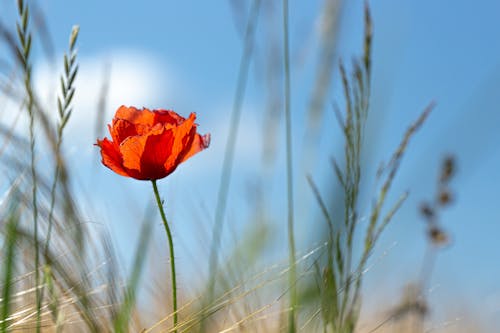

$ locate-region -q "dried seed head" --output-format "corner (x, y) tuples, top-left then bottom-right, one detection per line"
(428, 226), (448, 246)
(438, 189), (453, 206)
(440, 156), (455, 183)
(420, 203), (434, 220)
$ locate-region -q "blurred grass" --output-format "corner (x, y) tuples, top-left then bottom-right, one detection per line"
(281, 0), (297, 331)
(1, 201), (19, 332)
(202, 0), (261, 330)
(0, 1), (476, 332)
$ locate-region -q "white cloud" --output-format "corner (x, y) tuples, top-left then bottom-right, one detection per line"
(4, 49), (264, 181)
(32, 50), (170, 154)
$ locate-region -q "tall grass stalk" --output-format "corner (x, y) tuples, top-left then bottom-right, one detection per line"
(113, 219), (152, 332)
(0, 208), (19, 333)
(205, 0), (261, 321)
(415, 155), (456, 323)
(282, 0), (297, 331)
(44, 25), (79, 258)
(38, 25), (79, 331)
(14, 0), (41, 330)
(306, 6), (431, 331)
(152, 180), (178, 332)
(307, 0), (343, 129)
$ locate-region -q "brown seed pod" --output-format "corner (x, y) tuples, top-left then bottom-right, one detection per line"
(428, 226), (449, 246)
(440, 156), (455, 183)
(438, 189), (453, 206)
(420, 203), (435, 220)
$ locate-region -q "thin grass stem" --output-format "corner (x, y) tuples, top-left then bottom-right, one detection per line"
(15, 1), (41, 330)
(282, 0), (297, 331)
(45, 25), (79, 258)
(204, 0), (261, 325)
(1, 212), (18, 333)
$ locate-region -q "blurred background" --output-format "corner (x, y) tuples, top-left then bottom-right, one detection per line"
(1, 0), (499, 331)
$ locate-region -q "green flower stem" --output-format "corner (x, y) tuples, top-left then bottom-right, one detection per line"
(151, 180), (178, 332)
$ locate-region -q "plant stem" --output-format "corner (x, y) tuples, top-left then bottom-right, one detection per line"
(151, 180), (178, 332)
(283, 0), (297, 331)
(207, 0), (261, 296)
(15, 1), (40, 330)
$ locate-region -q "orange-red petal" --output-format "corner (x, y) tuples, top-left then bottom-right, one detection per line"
(113, 106), (183, 138)
(140, 129), (176, 179)
(119, 124), (174, 180)
(96, 138), (130, 178)
(154, 109), (185, 126)
(114, 105), (156, 127)
(108, 121), (134, 145)
(163, 113), (197, 173)
(181, 132), (211, 163)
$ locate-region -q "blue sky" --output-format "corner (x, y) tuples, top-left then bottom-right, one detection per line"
(2, 0), (500, 330)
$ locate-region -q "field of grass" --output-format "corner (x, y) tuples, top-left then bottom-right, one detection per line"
(0, 1), (496, 332)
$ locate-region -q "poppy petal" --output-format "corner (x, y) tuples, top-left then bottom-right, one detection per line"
(154, 109), (186, 126)
(164, 113), (197, 172)
(115, 105), (156, 127)
(120, 125), (173, 180)
(140, 129), (176, 179)
(181, 132), (211, 163)
(96, 138), (130, 177)
(109, 121), (134, 144)
(111, 117), (156, 143)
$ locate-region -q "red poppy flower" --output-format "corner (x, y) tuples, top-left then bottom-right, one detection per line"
(96, 105), (210, 180)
